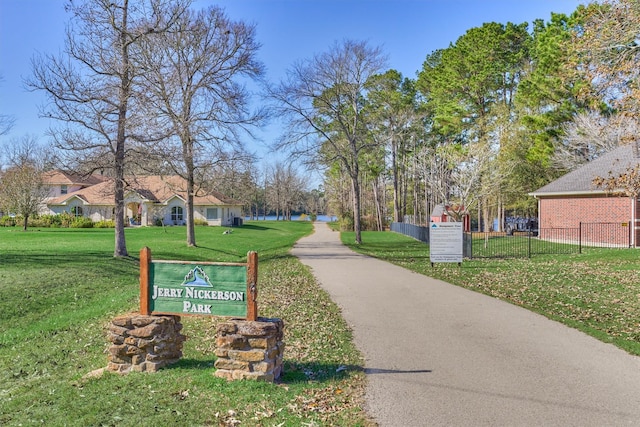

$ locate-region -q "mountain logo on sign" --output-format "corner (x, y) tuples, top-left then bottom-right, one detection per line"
(181, 266), (213, 287)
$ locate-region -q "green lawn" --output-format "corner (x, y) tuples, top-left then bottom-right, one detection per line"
(342, 230), (640, 356)
(6, 222), (637, 425)
(0, 222), (373, 426)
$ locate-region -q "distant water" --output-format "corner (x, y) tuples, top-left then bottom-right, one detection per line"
(245, 214), (336, 222)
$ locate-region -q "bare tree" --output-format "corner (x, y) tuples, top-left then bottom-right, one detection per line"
(555, 111), (638, 170)
(0, 75), (15, 136)
(0, 136), (52, 230)
(266, 162), (284, 220)
(270, 39), (388, 243)
(574, 0), (640, 116)
(27, 0), (188, 257)
(425, 141), (501, 229)
(264, 162), (306, 220)
(593, 162), (640, 199)
(0, 113), (14, 137)
(134, 5), (264, 246)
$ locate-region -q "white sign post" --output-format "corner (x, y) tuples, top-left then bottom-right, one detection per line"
(429, 222), (463, 266)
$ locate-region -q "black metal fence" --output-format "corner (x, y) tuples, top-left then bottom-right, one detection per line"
(391, 222), (632, 259)
(465, 230), (577, 258)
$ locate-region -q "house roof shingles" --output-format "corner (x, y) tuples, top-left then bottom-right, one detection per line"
(47, 175), (241, 206)
(530, 144), (640, 197)
(42, 170), (106, 187)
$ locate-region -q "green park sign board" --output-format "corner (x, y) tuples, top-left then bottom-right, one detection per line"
(151, 262), (247, 317)
(139, 247), (258, 320)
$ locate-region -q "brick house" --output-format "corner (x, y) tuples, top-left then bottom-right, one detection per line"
(529, 143), (640, 247)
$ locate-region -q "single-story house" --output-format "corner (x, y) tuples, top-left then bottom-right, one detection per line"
(42, 172), (243, 227)
(529, 143), (640, 247)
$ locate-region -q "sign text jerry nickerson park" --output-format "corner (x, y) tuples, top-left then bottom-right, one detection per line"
(139, 247), (258, 321)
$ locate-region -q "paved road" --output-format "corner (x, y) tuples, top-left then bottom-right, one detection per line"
(291, 222), (640, 426)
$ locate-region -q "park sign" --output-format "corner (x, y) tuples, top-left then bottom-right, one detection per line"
(429, 222), (463, 265)
(139, 247), (258, 321)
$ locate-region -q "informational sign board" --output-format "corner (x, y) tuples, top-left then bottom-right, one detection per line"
(139, 248), (258, 320)
(429, 222), (463, 265)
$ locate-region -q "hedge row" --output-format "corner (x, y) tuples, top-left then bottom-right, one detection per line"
(0, 214), (115, 228)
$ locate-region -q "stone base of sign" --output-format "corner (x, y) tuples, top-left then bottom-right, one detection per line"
(106, 313), (186, 374)
(214, 317), (284, 382)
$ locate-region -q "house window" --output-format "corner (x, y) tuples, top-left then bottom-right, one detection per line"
(71, 206), (83, 217)
(206, 208), (218, 220)
(171, 206), (183, 222)
(61, 185), (68, 195)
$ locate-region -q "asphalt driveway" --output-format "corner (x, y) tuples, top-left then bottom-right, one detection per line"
(291, 222), (640, 426)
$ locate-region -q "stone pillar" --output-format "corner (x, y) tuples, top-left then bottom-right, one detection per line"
(106, 313), (186, 373)
(214, 317), (284, 382)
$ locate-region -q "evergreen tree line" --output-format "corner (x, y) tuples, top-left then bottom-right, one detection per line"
(297, 1), (640, 236)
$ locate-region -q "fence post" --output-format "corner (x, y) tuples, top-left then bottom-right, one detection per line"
(579, 222), (582, 254)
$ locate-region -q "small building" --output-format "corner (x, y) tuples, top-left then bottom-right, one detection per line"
(430, 204), (448, 223)
(42, 173), (243, 227)
(529, 143), (640, 247)
(430, 204), (471, 231)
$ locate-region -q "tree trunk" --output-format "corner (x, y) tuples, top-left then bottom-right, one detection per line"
(186, 176), (196, 247)
(114, 174), (128, 257)
(352, 174), (362, 244)
(392, 138), (401, 223)
(113, 0), (130, 258)
(113, 132), (128, 257)
(373, 179), (383, 231)
(185, 140), (196, 247)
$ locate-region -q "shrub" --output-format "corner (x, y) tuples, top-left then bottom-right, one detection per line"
(339, 211), (354, 231)
(361, 214), (380, 231)
(70, 217), (94, 228)
(94, 219), (115, 228)
(36, 214), (63, 227)
(194, 219), (209, 226)
(0, 215), (17, 227)
(27, 216), (47, 228)
(59, 212), (74, 228)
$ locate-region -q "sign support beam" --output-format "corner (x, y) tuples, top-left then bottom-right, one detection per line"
(246, 251), (258, 321)
(140, 246), (151, 315)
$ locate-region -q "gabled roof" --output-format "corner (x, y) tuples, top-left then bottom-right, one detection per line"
(124, 176), (240, 205)
(47, 175), (241, 206)
(48, 180), (115, 205)
(42, 170), (106, 187)
(530, 143), (640, 197)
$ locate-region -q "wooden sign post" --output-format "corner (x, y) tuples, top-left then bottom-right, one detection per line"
(139, 247), (258, 321)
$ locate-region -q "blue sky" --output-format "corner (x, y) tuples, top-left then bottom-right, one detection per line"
(0, 0), (584, 165)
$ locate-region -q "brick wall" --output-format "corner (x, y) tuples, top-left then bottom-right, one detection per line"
(539, 195), (630, 228)
(538, 195), (638, 246)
